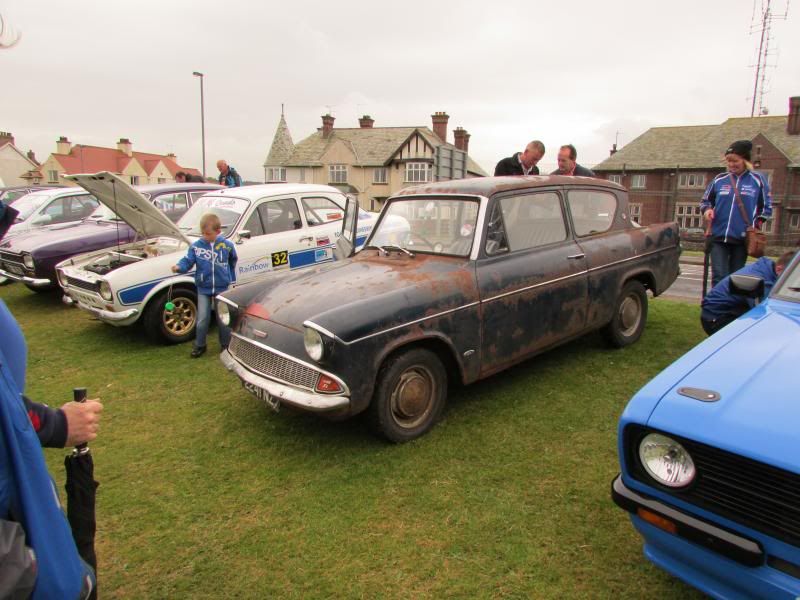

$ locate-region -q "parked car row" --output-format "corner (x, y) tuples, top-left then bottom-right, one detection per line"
(5, 168), (795, 597)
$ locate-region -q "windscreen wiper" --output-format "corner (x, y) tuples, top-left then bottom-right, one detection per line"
(382, 245), (415, 257)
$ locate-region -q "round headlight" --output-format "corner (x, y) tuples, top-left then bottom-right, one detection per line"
(99, 280), (113, 301)
(56, 269), (67, 288)
(638, 433), (696, 488)
(22, 253), (34, 269)
(303, 327), (324, 362)
(217, 300), (231, 327)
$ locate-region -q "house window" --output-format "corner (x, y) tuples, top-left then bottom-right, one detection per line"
(158, 177), (166, 184)
(329, 165), (347, 183)
(405, 162), (431, 183)
(299, 168), (306, 183)
(630, 174), (646, 189)
(629, 203), (642, 224)
(762, 218), (773, 234)
(678, 173), (706, 188)
(373, 168), (388, 184)
(790, 214), (800, 230)
(267, 167), (286, 182)
(675, 203), (703, 229)
(130, 175), (140, 185)
(608, 174), (622, 185)
(48, 170), (59, 183)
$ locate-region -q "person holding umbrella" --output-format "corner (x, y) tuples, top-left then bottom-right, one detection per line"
(0, 198), (100, 599)
(700, 140), (772, 287)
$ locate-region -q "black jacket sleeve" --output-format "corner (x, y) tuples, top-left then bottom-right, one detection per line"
(22, 396), (67, 448)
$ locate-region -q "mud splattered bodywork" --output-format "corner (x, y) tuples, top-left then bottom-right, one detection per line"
(219, 176), (680, 435)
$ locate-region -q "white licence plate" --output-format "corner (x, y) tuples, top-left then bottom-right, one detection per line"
(243, 381), (280, 412)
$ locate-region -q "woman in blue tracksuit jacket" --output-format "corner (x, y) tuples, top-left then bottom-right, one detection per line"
(700, 139), (772, 286)
(172, 213), (238, 357)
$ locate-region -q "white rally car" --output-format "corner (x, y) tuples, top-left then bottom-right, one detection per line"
(57, 172), (377, 343)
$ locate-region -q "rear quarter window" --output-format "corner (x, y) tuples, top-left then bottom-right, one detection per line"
(567, 190), (617, 236)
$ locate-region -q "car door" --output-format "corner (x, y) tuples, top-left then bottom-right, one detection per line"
(476, 189), (589, 375)
(298, 194), (346, 263)
(233, 197), (311, 284)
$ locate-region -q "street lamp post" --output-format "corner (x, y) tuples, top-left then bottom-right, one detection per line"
(192, 71), (206, 179)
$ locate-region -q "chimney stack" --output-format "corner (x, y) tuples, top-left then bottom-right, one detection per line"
(26, 150), (38, 165)
(431, 111), (449, 142)
(358, 115), (374, 128)
(166, 152), (178, 163)
(56, 136), (72, 155)
(453, 127), (471, 153)
(321, 114), (335, 138)
(788, 96), (800, 135)
(0, 131), (14, 147)
(117, 138), (133, 156)
(609, 143), (618, 156)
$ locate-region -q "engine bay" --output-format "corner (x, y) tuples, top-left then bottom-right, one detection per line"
(82, 240), (180, 275)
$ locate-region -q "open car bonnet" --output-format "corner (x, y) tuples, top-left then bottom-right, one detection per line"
(65, 172), (190, 244)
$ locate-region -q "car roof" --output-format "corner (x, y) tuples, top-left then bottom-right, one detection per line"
(203, 183), (345, 201)
(393, 175), (624, 198)
(17, 187), (90, 198)
(134, 183), (223, 193)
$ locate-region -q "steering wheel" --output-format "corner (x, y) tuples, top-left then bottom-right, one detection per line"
(405, 231), (435, 250)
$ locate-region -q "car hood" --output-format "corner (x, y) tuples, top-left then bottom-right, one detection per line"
(241, 250), (478, 342)
(646, 301), (800, 474)
(66, 172), (189, 244)
(0, 219), (131, 254)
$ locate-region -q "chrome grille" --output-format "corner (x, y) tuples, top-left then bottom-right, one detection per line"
(66, 276), (100, 294)
(0, 251), (23, 265)
(229, 335), (320, 391)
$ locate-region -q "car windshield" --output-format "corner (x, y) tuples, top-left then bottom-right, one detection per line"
(369, 197), (480, 257)
(774, 256), (800, 303)
(177, 195), (250, 237)
(9, 193), (50, 221)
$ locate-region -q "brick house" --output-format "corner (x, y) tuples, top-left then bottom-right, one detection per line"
(593, 96), (800, 246)
(263, 111), (487, 211)
(39, 137), (202, 187)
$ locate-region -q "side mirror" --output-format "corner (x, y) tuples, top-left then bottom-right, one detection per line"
(236, 230), (251, 244)
(729, 274), (765, 299)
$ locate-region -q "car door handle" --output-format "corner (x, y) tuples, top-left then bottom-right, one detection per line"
(567, 253), (585, 260)
(299, 236), (314, 243)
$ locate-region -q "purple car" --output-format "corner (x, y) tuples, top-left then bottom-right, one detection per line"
(0, 182), (222, 292)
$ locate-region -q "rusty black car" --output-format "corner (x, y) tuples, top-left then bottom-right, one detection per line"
(217, 176), (681, 442)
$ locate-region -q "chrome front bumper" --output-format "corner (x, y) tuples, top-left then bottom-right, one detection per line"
(220, 349), (350, 413)
(62, 294), (138, 322)
(0, 268), (51, 287)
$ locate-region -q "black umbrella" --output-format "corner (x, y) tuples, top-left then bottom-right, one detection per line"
(64, 387), (98, 600)
(702, 218), (713, 298)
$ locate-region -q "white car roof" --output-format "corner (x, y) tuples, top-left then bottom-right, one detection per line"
(25, 187), (92, 199)
(209, 183), (345, 201)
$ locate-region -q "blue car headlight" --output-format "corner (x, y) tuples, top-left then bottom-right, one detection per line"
(638, 433), (696, 488)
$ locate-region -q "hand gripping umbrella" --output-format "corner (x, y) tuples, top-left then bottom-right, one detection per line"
(64, 387), (98, 600)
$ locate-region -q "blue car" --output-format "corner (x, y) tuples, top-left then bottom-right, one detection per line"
(612, 254), (800, 599)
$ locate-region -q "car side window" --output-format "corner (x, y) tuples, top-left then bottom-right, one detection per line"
(257, 199), (302, 234)
(190, 191), (209, 203)
(301, 196), (344, 226)
(43, 197), (68, 222)
(567, 190), (617, 236)
(154, 192), (189, 213)
(242, 210), (265, 237)
(487, 192), (566, 254)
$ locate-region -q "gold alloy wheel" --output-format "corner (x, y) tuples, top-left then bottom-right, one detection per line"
(618, 293), (643, 337)
(389, 365), (437, 429)
(163, 297), (197, 335)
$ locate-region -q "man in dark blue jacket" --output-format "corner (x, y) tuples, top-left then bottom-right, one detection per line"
(700, 251), (795, 335)
(216, 160), (242, 187)
(0, 200), (99, 599)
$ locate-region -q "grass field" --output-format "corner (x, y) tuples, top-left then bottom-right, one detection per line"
(3, 283), (707, 599)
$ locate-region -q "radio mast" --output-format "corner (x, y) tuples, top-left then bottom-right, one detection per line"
(749, 0), (789, 117)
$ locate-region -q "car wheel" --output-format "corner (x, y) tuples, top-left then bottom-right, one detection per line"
(603, 280), (648, 348)
(143, 287), (197, 344)
(369, 348), (447, 443)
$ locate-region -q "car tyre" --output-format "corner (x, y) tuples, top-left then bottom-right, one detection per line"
(369, 348), (447, 443)
(603, 280), (648, 348)
(143, 287), (198, 344)
(24, 282), (57, 293)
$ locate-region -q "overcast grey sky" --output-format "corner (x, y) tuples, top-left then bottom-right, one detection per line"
(2, 0), (798, 179)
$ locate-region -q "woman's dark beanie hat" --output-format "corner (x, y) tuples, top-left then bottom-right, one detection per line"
(725, 140), (752, 161)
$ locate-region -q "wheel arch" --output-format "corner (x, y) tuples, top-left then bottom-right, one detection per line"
(139, 276), (196, 313)
(373, 332), (466, 389)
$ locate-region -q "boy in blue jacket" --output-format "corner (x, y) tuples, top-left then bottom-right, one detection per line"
(172, 213), (238, 357)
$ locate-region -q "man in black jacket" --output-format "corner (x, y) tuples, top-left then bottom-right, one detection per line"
(494, 140), (545, 176)
(551, 144), (595, 177)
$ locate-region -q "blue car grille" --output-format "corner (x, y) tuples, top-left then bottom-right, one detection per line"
(229, 334), (320, 391)
(66, 276), (100, 294)
(627, 426), (800, 549)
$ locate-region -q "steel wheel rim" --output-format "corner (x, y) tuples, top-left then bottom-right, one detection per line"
(163, 297), (197, 335)
(619, 294), (642, 337)
(389, 365), (437, 429)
